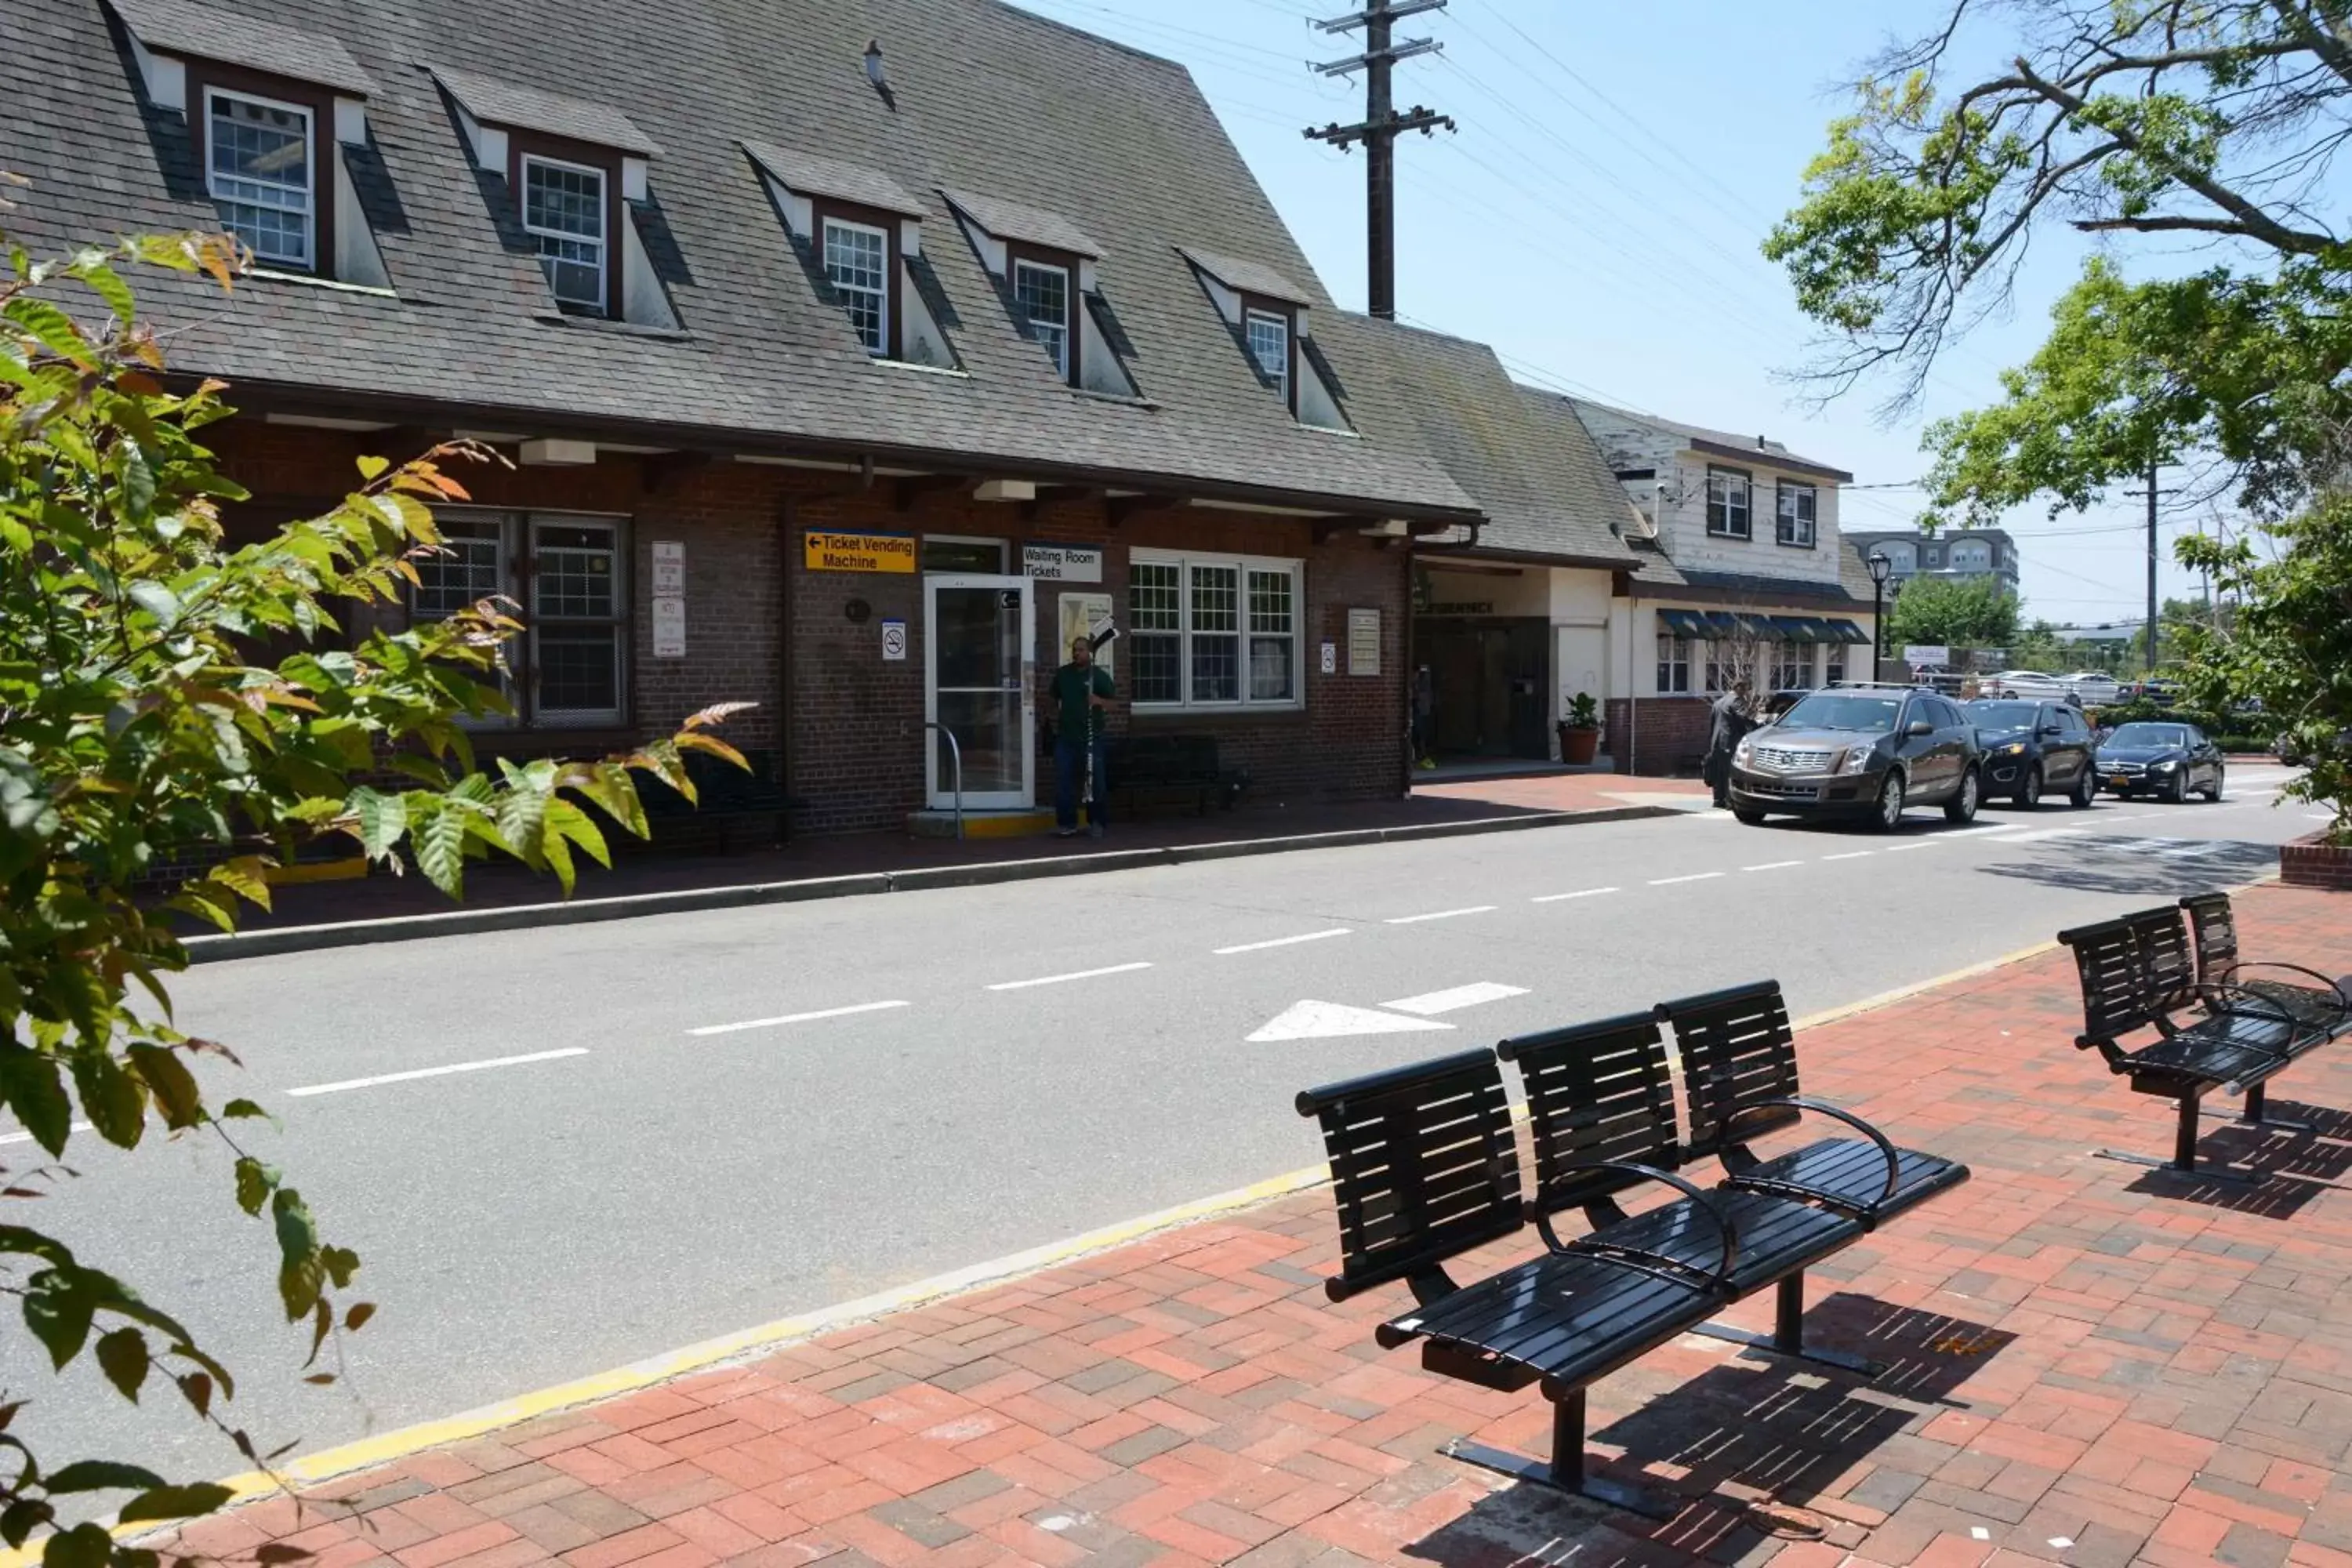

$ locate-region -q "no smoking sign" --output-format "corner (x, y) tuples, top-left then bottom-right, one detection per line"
(880, 619), (908, 662)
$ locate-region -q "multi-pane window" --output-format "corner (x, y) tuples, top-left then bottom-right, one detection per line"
(1775, 481), (1817, 547)
(1706, 467), (1751, 539)
(822, 217), (889, 354)
(522, 157), (606, 315)
(1705, 641), (1752, 694)
(1245, 309), (1290, 404)
(1012, 259), (1070, 379)
(1825, 644), (1847, 686)
(1769, 641), (1809, 690)
(1127, 553), (1303, 710)
(206, 89), (312, 268)
(411, 513), (628, 728)
(1657, 633), (1690, 694)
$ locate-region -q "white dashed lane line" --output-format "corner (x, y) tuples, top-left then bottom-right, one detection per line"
(1214, 928), (1352, 956)
(985, 962), (1154, 992)
(1530, 887), (1618, 903)
(286, 1048), (590, 1098)
(1742, 860), (1805, 872)
(1650, 872), (1725, 886)
(1384, 906), (1496, 924)
(0, 1120), (93, 1149)
(1819, 851), (1874, 862)
(688, 1000), (911, 1037)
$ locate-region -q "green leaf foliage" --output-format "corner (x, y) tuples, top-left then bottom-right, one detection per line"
(1884, 572), (2020, 651)
(1, 218), (750, 1565)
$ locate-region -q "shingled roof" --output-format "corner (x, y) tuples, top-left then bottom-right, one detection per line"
(1568, 399), (1856, 485)
(5, 0), (1477, 521)
(1320, 317), (1644, 567)
(105, 0), (374, 96)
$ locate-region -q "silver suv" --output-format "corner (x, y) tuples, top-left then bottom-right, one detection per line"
(1728, 686), (1985, 830)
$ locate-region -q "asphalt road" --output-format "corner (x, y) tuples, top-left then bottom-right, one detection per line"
(8, 769), (2317, 1487)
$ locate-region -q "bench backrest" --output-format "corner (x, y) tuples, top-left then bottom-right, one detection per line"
(2180, 892), (2239, 986)
(2056, 916), (2155, 1042)
(1294, 1049), (1524, 1302)
(1656, 980), (1802, 1155)
(2126, 906), (2200, 1014)
(1498, 1011), (1681, 1214)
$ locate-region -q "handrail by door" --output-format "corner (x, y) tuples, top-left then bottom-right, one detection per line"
(914, 720), (964, 840)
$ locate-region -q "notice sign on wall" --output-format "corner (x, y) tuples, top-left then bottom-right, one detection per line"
(1347, 608), (1381, 677)
(652, 539), (685, 594)
(1024, 544), (1103, 583)
(1320, 641), (1337, 675)
(880, 619), (908, 661)
(652, 595), (686, 659)
(1058, 592), (1114, 675)
(804, 530), (916, 573)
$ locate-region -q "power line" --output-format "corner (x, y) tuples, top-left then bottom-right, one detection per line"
(1303, 0), (1456, 319)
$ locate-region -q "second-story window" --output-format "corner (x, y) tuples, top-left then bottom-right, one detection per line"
(1776, 481), (1817, 547)
(206, 89), (314, 269)
(1246, 309), (1290, 405)
(1706, 467), (1751, 539)
(522, 156), (607, 316)
(1012, 257), (1072, 379)
(821, 216), (891, 354)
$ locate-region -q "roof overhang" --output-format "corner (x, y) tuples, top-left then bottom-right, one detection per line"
(1685, 436), (1853, 483)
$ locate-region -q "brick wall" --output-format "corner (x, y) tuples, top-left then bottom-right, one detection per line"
(2281, 834), (2352, 891)
(1604, 695), (1714, 776)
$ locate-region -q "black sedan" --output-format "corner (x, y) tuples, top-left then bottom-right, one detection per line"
(2094, 720), (2226, 802)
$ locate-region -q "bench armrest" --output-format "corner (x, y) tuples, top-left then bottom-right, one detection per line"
(2197, 981), (2308, 1036)
(2230, 961), (2352, 1008)
(1532, 1160), (1739, 1291)
(1724, 1096), (1901, 1205)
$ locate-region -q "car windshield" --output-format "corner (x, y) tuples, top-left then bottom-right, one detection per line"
(1779, 693), (1901, 732)
(1968, 701), (2040, 728)
(2108, 723), (2187, 748)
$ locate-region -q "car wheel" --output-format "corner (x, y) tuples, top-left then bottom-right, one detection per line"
(1871, 772), (1906, 831)
(1733, 809), (1766, 826)
(2201, 767), (2224, 802)
(1944, 766), (1982, 823)
(2165, 769), (2189, 804)
(2069, 768), (2095, 808)
(2018, 766), (2043, 809)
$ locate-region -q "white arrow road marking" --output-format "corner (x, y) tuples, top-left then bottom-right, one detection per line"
(1381, 982), (1529, 1016)
(1247, 1000), (1455, 1043)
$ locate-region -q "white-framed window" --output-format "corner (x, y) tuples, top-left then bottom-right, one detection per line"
(1656, 632), (1690, 694)
(1706, 467), (1751, 539)
(1012, 259), (1071, 379)
(1825, 644), (1847, 685)
(521, 155), (607, 315)
(1775, 481), (1817, 547)
(1127, 551), (1302, 710)
(822, 216), (890, 355)
(1245, 309), (1290, 405)
(1704, 641), (1752, 694)
(1950, 540), (1991, 570)
(1769, 641), (1809, 690)
(412, 511), (629, 728)
(205, 88), (313, 269)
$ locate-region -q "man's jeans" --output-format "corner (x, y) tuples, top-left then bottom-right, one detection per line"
(1054, 737), (1108, 830)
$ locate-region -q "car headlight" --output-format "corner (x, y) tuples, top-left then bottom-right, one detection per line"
(2151, 758), (2178, 771)
(1838, 746), (1873, 774)
(1998, 742), (2027, 756)
(1734, 737), (1754, 764)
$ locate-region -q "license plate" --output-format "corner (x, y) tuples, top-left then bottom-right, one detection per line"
(2107, 775), (2132, 789)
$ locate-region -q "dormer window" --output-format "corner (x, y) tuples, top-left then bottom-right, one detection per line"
(743, 143), (949, 365)
(1245, 308), (1290, 407)
(1178, 248), (1347, 431)
(819, 213), (891, 354)
(521, 155), (607, 316)
(205, 88), (314, 268)
(942, 190), (1134, 394)
(1011, 256), (1073, 379)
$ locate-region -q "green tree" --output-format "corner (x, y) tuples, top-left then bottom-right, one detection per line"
(2177, 501), (2352, 842)
(1886, 572), (2020, 648)
(2, 217), (745, 1565)
(1764, 0), (2352, 521)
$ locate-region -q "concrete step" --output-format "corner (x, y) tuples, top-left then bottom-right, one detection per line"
(906, 807), (1058, 840)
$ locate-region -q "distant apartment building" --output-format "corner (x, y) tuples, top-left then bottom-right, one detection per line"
(1844, 527), (2021, 594)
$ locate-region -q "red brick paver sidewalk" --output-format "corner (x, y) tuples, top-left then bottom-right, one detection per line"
(153, 884), (2352, 1568)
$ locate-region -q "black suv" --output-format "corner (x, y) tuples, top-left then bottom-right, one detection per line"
(1965, 698), (2097, 808)
(1728, 685), (1985, 830)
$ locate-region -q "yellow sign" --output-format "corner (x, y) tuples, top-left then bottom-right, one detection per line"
(804, 531), (916, 573)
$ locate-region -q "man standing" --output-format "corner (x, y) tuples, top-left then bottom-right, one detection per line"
(1051, 634), (1115, 837)
(1705, 677), (1754, 809)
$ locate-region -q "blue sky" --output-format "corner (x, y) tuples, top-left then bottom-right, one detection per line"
(1009, 0), (2218, 631)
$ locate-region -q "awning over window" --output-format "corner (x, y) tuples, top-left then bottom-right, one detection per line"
(1770, 615), (1831, 642)
(1733, 612), (1780, 640)
(1822, 618), (1871, 644)
(1703, 611), (1742, 638)
(1657, 608), (1709, 638)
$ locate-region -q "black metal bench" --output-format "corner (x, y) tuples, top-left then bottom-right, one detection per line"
(1105, 735), (1247, 817)
(1499, 1009), (1876, 1376)
(638, 746), (788, 851)
(2057, 912), (2317, 1179)
(1657, 981), (1970, 1232)
(2180, 891), (2352, 1036)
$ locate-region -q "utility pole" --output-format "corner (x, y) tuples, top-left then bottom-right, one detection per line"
(2125, 455), (2178, 674)
(1305, 0), (1454, 320)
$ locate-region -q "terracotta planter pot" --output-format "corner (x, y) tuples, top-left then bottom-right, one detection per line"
(1558, 724), (1601, 766)
(2281, 831), (2352, 891)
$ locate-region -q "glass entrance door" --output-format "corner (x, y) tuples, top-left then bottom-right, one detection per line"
(924, 575), (1034, 809)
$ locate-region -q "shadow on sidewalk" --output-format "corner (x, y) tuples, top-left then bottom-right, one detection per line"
(1973, 836), (2275, 896)
(1399, 1296), (2012, 1566)
(2116, 1103), (2352, 1215)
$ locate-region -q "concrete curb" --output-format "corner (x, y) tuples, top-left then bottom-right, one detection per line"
(183, 804), (1682, 963)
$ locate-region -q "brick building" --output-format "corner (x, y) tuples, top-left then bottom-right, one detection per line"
(5, 0), (1477, 837)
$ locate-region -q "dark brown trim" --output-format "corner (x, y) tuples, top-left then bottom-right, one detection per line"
(1413, 545), (1637, 574)
(1004, 242), (1080, 386)
(1239, 295), (1298, 414)
(506, 129), (624, 321)
(186, 60), (337, 279)
(1686, 436), (1853, 484)
(1772, 477), (1818, 550)
(811, 196), (905, 359)
(893, 474), (964, 512)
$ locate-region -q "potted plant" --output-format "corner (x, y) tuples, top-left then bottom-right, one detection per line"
(1557, 691), (1602, 766)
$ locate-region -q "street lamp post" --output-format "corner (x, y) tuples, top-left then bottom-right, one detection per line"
(1867, 551), (1893, 680)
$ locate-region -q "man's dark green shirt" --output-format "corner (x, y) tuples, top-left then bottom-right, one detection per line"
(1052, 663), (1113, 744)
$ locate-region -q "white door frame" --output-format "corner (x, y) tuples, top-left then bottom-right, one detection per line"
(924, 574), (1035, 810)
